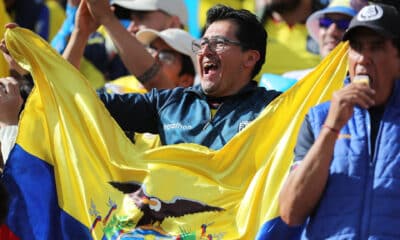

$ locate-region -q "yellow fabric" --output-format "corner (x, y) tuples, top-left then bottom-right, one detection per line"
(258, 20), (321, 77)
(6, 26), (348, 239)
(45, 0), (66, 41)
(80, 57), (107, 89)
(0, 0), (11, 77)
(105, 75), (147, 94)
(199, 0), (255, 30)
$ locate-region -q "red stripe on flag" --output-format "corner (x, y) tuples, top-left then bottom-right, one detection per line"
(0, 224), (20, 240)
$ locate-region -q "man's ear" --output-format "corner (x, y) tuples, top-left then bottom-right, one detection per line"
(178, 73), (194, 88)
(243, 50), (260, 68)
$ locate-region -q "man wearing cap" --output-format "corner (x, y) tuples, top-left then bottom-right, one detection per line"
(63, 0), (188, 86)
(279, 3), (400, 239)
(102, 28), (197, 94)
(63, 0), (189, 90)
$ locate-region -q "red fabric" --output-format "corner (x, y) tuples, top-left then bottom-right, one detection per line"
(0, 224), (19, 240)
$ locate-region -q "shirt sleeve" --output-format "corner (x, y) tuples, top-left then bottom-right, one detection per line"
(97, 91), (159, 134)
(0, 125), (18, 164)
(293, 114), (315, 164)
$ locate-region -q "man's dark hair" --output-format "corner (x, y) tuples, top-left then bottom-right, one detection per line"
(178, 54), (196, 78)
(204, 4), (267, 79)
(0, 181), (9, 225)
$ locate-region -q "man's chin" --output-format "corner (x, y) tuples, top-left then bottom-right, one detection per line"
(201, 82), (217, 95)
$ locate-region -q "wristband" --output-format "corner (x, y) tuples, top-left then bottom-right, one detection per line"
(323, 124), (340, 134)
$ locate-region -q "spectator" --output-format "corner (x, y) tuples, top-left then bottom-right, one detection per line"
(0, 77), (23, 164)
(84, 0), (188, 81)
(283, 0), (366, 80)
(4, 0), (51, 40)
(102, 28), (197, 94)
(257, 0), (324, 76)
(279, 4), (400, 239)
(62, 0), (189, 88)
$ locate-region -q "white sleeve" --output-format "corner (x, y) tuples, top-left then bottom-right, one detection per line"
(0, 125), (18, 164)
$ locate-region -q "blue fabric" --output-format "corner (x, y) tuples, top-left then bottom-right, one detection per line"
(2, 145), (91, 239)
(98, 81), (280, 150)
(256, 217), (304, 240)
(36, 4), (50, 40)
(259, 73), (297, 92)
(51, 3), (78, 53)
(303, 78), (400, 239)
(184, 0), (201, 38)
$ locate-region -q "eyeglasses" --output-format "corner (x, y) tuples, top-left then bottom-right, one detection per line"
(319, 17), (351, 31)
(146, 47), (178, 65)
(192, 37), (242, 55)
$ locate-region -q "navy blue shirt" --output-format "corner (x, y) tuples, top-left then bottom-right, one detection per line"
(99, 81), (280, 150)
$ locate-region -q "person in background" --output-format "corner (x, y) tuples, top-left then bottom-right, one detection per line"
(102, 28), (197, 94)
(63, 0), (190, 90)
(257, 0), (324, 76)
(279, 4), (400, 239)
(283, 0), (367, 80)
(4, 0), (64, 41)
(51, 0), (188, 88)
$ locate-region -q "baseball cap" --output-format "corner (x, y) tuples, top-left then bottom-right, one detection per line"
(111, 0), (188, 26)
(343, 4), (400, 41)
(136, 28), (198, 72)
(306, 0), (359, 41)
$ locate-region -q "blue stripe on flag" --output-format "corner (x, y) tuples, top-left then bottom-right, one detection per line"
(2, 144), (91, 239)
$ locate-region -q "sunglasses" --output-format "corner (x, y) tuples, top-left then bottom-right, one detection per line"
(319, 17), (351, 31)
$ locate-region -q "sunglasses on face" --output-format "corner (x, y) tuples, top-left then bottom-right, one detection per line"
(319, 17), (351, 31)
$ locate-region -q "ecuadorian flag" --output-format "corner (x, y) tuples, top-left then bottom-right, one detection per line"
(0, 27), (348, 239)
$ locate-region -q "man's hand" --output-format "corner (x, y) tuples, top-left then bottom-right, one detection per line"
(85, 0), (115, 25)
(0, 77), (24, 128)
(324, 83), (375, 130)
(74, 0), (100, 37)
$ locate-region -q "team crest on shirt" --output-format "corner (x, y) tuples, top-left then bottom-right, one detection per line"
(238, 121), (251, 132)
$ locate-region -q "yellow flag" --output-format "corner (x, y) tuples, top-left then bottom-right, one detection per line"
(2, 27), (347, 239)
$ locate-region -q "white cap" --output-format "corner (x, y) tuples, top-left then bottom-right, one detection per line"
(136, 28), (198, 73)
(111, 0), (188, 26)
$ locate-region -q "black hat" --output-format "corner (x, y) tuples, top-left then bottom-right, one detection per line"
(343, 4), (400, 41)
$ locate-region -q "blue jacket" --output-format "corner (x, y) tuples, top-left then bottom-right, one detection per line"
(304, 80), (400, 239)
(99, 81), (280, 150)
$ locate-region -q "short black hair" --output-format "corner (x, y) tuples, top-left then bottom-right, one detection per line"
(204, 4), (267, 79)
